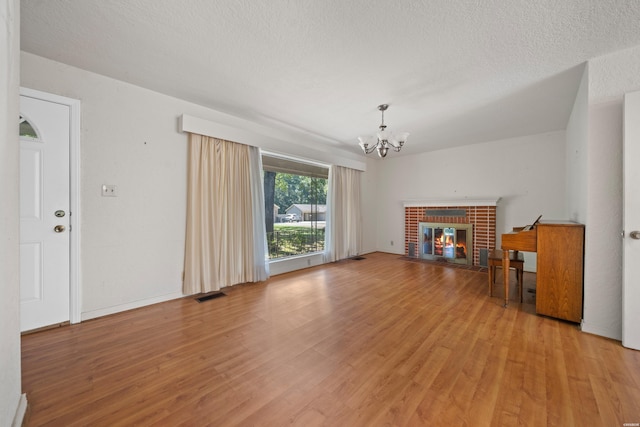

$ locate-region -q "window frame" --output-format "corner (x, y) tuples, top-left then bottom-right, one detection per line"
(262, 152), (329, 261)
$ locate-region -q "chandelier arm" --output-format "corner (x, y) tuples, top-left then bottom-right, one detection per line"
(386, 140), (402, 150)
(364, 143), (378, 154)
(359, 140), (379, 154)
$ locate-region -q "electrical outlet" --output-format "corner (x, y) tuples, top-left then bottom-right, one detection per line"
(391, 240), (394, 246)
(102, 184), (117, 197)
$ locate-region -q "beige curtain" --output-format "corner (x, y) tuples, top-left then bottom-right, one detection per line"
(183, 133), (268, 295)
(324, 165), (362, 262)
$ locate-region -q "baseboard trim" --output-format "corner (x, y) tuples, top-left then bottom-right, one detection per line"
(581, 322), (622, 341)
(81, 292), (184, 321)
(12, 393), (28, 427)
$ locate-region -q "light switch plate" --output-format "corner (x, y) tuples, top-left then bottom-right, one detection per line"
(102, 184), (117, 197)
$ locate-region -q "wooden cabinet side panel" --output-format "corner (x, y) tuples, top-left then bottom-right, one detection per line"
(536, 224), (585, 322)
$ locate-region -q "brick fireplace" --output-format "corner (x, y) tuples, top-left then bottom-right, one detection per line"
(404, 199), (499, 267)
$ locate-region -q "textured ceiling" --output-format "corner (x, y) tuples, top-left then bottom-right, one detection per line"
(20, 1), (640, 157)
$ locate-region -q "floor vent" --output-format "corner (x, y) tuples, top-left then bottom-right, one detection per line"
(195, 292), (226, 303)
(479, 248), (488, 267)
(351, 256), (366, 260)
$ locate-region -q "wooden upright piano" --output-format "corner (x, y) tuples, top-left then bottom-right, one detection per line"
(501, 220), (585, 323)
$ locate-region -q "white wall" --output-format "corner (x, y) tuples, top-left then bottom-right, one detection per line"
(20, 52), (368, 319)
(373, 131), (568, 271)
(360, 156), (380, 254)
(566, 64), (589, 223)
(22, 53), (189, 318)
(0, 1), (25, 425)
(580, 45), (640, 339)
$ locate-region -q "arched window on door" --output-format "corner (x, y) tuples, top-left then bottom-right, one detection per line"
(19, 115), (41, 141)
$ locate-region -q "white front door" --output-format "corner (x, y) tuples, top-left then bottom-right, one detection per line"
(20, 94), (71, 332)
(623, 90), (640, 350)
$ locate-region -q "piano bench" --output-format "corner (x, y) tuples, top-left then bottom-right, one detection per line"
(488, 249), (525, 303)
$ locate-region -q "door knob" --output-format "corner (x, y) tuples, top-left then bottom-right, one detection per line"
(54, 225), (65, 233)
(630, 231), (640, 240)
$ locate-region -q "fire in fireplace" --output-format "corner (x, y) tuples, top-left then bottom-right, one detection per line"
(420, 222), (473, 265)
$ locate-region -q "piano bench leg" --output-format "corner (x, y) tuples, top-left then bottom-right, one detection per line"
(518, 268), (524, 303)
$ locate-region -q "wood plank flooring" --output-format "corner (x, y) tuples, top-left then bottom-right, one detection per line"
(21, 252), (640, 426)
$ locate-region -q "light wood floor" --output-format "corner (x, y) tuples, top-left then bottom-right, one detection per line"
(22, 252), (640, 426)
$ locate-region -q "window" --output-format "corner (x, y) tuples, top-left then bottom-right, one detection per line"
(19, 115), (40, 140)
(262, 154), (328, 259)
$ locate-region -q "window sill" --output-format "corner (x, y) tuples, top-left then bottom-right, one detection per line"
(269, 252), (325, 276)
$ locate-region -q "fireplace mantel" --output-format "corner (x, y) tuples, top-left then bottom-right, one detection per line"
(403, 198), (500, 208)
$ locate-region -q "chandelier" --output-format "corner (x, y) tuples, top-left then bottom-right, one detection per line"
(358, 104), (409, 158)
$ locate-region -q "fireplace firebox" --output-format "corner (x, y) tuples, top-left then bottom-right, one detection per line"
(420, 222), (473, 265)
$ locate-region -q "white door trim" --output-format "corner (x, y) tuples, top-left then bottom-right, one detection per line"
(623, 90), (640, 350)
(20, 87), (81, 324)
